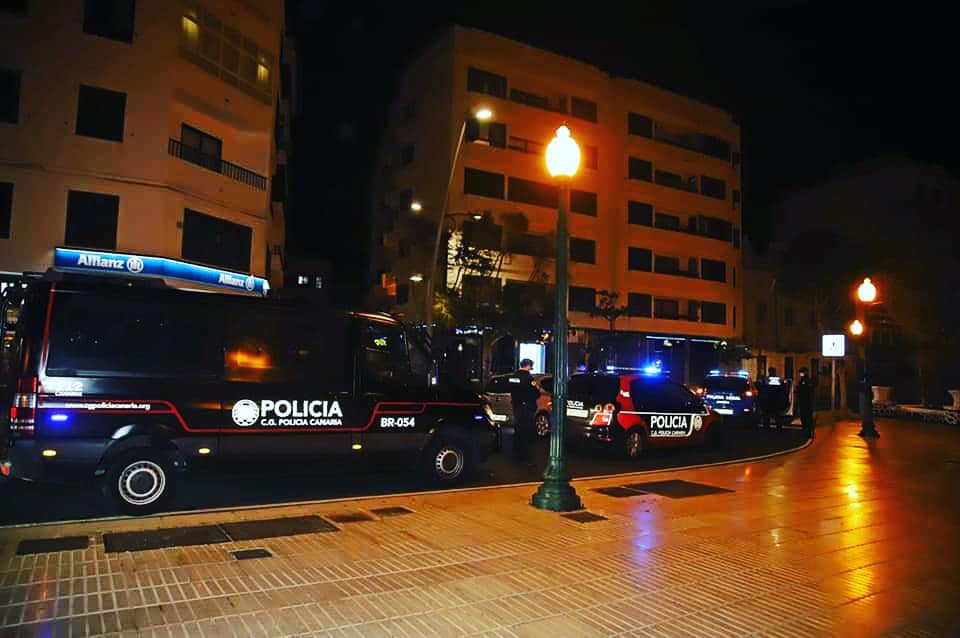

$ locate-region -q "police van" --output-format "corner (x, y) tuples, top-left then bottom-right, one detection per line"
(1, 274), (498, 514)
(564, 370), (722, 458)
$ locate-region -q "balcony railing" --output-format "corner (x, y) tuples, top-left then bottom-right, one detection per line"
(168, 139), (267, 191)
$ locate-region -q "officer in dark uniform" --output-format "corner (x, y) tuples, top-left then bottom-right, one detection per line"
(796, 367), (815, 438)
(509, 358), (539, 462)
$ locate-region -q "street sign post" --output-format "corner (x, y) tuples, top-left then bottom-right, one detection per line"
(822, 333), (846, 413)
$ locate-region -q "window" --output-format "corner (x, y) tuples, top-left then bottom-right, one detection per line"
(627, 247), (652, 272)
(2, 1), (28, 12)
(83, 0), (136, 43)
(654, 255), (680, 275)
(630, 378), (696, 413)
(314, 276), (323, 289)
(467, 67), (506, 99)
(224, 306), (349, 388)
(488, 122), (507, 149)
(628, 201), (653, 226)
(510, 88), (552, 110)
(701, 258), (726, 282)
(297, 275), (309, 286)
(687, 300), (700, 322)
(76, 84), (126, 142)
(181, 124), (222, 171)
(654, 298), (679, 320)
(697, 215), (733, 241)
(569, 238), (595, 264)
(569, 286), (595, 312)
(628, 112), (653, 137)
(654, 212), (681, 231)
(0, 68), (20, 123)
(181, 208), (252, 272)
(756, 303), (767, 324)
(628, 157), (652, 181)
(400, 144), (414, 167)
(357, 319), (409, 393)
(570, 96), (597, 122)
(47, 292), (220, 378)
(568, 374), (619, 404)
(700, 175), (726, 200)
(701, 301), (727, 325)
(733, 305), (737, 329)
(180, 6), (273, 103)
(508, 176), (556, 208)
(65, 190), (118, 250)
(627, 293), (651, 317)
(784, 306), (794, 327)
(464, 167), (505, 199)
(570, 189), (597, 216)
(0, 182), (11, 239)
(583, 145), (599, 170)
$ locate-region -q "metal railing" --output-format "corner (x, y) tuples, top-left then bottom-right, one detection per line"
(168, 139), (267, 191)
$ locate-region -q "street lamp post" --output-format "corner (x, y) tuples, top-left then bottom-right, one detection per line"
(424, 108), (492, 328)
(532, 125), (583, 512)
(853, 277), (880, 438)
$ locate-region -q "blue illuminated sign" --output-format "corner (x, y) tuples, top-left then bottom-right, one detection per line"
(54, 248), (269, 296)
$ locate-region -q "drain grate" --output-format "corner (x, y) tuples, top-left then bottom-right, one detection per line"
(594, 486), (646, 498)
(371, 506), (415, 517)
(222, 516), (338, 541)
(17, 536), (90, 555)
(624, 480), (734, 498)
(104, 525), (229, 553)
(562, 511), (608, 523)
(327, 511), (375, 523)
(231, 548), (272, 560)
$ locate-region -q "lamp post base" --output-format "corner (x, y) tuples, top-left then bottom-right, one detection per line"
(531, 461), (582, 512)
(857, 428), (880, 438)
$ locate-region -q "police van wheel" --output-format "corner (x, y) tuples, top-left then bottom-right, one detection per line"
(424, 438), (470, 484)
(535, 413), (551, 438)
(106, 451), (175, 515)
(624, 428), (645, 460)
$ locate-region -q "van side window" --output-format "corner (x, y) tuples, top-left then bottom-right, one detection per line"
(357, 320), (409, 393)
(225, 307), (349, 389)
(46, 292), (219, 377)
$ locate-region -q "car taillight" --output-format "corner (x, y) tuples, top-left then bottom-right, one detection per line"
(744, 390), (754, 398)
(590, 403), (615, 427)
(10, 376), (38, 437)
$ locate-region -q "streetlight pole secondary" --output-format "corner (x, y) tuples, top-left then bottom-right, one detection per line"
(424, 108), (492, 328)
(532, 124), (582, 512)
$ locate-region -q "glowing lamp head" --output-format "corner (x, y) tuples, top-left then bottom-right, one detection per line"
(474, 107), (493, 121)
(857, 277), (877, 303)
(409, 273), (424, 283)
(410, 200), (423, 212)
(545, 125), (580, 178)
(849, 319), (864, 336)
(472, 213), (483, 221)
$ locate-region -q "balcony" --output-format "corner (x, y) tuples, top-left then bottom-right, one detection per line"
(509, 88), (567, 114)
(654, 124), (731, 162)
(168, 139), (267, 191)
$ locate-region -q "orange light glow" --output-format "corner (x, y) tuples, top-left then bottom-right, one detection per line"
(856, 277), (877, 303)
(745, 466), (752, 477)
(849, 319), (864, 336)
(230, 350), (272, 369)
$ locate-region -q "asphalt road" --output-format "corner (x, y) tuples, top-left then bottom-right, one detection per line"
(0, 427), (807, 526)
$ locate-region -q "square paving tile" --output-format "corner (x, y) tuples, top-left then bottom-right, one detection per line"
(624, 479), (734, 498)
(326, 511), (375, 523)
(231, 548), (273, 560)
(562, 511), (608, 523)
(17, 536), (89, 555)
(370, 506), (415, 517)
(104, 525), (229, 553)
(593, 486), (646, 498)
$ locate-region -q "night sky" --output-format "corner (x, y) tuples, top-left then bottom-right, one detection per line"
(285, 1), (956, 301)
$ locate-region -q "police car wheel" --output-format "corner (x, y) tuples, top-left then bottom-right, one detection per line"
(106, 451), (175, 515)
(624, 428), (644, 460)
(535, 413), (551, 438)
(424, 439), (470, 484)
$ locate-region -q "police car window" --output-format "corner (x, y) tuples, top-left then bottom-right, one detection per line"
(47, 292), (220, 377)
(539, 376), (553, 393)
(485, 377), (512, 393)
(630, 379), (694, 412)
(224, 306), (349, 389)
(704, 377), (748, 392)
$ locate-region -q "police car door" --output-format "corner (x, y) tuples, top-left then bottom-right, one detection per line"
(353, 317), (431, 457)
(630, 378), (704, 443)
(221, 305), (353, 460)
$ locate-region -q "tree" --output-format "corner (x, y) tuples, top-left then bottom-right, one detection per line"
(590, 290), (628, 334)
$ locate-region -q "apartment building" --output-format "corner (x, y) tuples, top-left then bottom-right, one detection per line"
(372, 27), (742, 369)
(0, 0), (289, 294)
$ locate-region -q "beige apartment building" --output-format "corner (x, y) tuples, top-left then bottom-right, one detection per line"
(0, 0), (290, 293)
(372, 27), (743, 364)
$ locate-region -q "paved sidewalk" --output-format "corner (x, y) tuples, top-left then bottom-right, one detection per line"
(1, 419), (959, 637)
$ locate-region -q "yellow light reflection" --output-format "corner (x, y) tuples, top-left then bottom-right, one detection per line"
(230, 350), (272, 369)
(844, 484), (859, 501)
(182, 16), (199, 41)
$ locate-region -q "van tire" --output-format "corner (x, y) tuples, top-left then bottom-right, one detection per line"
(105, 450), (176, 515)
(423, 436), (471, 485)
(624, 427), (645, 460)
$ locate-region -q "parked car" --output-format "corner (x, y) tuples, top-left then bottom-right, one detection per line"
(565, 369), (722, 459)
(1, 272), (498, 514)
(483, 373), (553, 437)
(696, 369), (758, 426)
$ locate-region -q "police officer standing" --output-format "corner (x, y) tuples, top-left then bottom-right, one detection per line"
(509, 358), (539, 462)
(796, 367), (815, 438)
